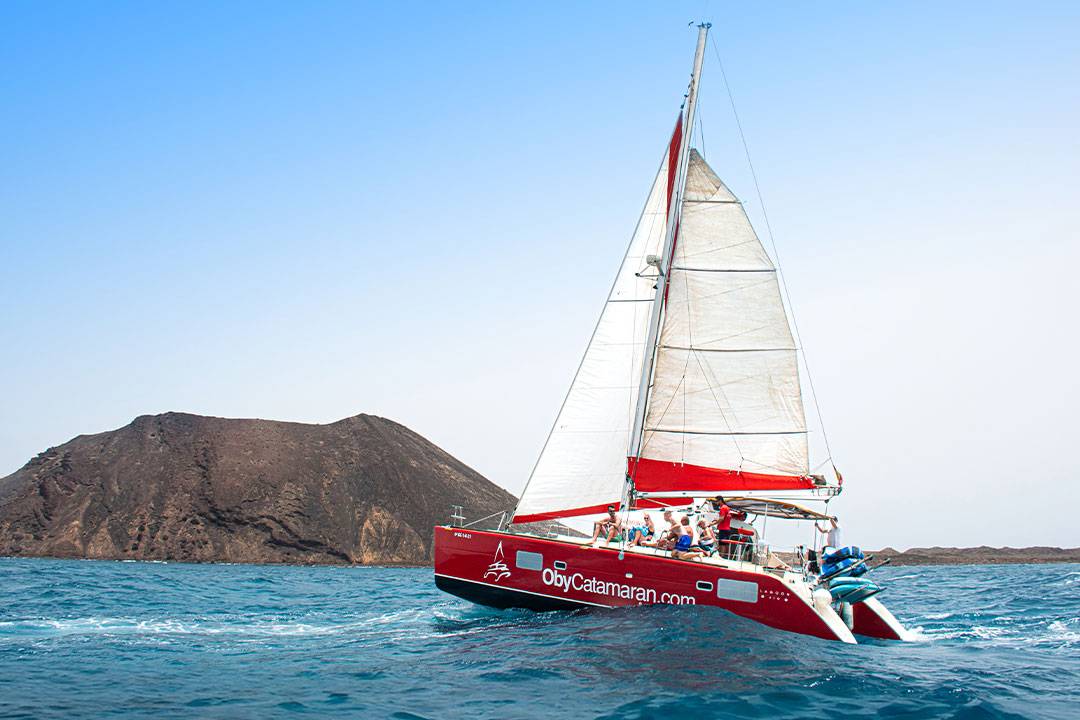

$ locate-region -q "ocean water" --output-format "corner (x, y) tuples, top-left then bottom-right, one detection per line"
(0, 559), (1076, 720)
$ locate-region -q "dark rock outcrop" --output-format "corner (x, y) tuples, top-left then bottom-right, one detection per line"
(0, 412), (515, 565)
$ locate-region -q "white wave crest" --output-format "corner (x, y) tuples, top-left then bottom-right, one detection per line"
(0, 611), (442, 640)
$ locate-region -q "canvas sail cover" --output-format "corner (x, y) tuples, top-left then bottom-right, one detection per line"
(632, 150), (814, 494)
(512, 129), (681, 524)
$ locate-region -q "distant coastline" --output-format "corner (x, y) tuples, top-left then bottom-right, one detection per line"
(2, 546), (1077, 569)
(868, 546), (1080, 566)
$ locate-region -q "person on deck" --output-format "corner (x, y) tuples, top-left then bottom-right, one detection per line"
(696, 519), (716, 555)
(672, 516), (706, 560)
(627, 513), (655, 547)
(652, 509), (681, 551)
(589, 505), (623, 547)
(713, 497), (733, 542)
(661, 509), (681, 536)
(662, 508), (676, 527)
(708, 497), (738, 558)
(817, 516), (842, 553)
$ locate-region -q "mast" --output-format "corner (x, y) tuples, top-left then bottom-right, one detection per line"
(626, 23), (710, 483)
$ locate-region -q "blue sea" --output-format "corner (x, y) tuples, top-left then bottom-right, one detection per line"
(0, 559), (1077, 719)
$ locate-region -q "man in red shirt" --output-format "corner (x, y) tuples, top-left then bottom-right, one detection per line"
(713, 496), (734, 543)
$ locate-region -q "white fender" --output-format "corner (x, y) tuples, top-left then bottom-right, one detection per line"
(811, 588), (857, 644)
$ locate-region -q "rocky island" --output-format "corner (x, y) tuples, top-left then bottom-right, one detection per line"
(0, 412), (514, 565)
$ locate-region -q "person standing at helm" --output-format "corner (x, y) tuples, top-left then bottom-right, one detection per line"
(817, 516), (842, 552)
(713, 496), (733, 543)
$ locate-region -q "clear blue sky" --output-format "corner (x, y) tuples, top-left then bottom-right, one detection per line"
(3, 1), (1078, 549)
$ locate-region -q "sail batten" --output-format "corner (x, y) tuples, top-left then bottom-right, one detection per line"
(669, 267), (776, 273)
(659, 346), (793, 353)
(644, 429), (808, 436)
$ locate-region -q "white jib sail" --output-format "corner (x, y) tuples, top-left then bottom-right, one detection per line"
(639, 150), (809, 479)
(513, 150), (673, 522)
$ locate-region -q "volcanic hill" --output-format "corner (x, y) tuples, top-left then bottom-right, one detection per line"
(0, 412), (514, 565)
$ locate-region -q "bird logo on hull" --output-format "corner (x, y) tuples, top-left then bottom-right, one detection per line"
(483, 542), (511, 582)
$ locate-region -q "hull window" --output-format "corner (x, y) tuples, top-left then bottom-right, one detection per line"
(696, 580), (714, 592)
(553, 561), (567, 571)
(716, 578), (759, 603)
(516, 550), (544, 571)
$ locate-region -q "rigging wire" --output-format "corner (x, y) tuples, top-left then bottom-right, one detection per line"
(696, 106), (707, 159)
(708, 36), (836, 470)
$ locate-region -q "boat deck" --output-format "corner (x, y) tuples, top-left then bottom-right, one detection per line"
(512, 530), (796, 581)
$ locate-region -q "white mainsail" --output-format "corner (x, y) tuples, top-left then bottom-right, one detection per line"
(512, 142), (675, 523)
(633, 150), (811, 494)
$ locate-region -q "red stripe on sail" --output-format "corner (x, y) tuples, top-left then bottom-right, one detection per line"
(661, 113), (684, 303)
(666, 114), (683, 214)
(629, 457), (815, 493)
(513, 502), (623, 524)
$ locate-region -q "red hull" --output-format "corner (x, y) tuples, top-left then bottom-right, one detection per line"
(850, 596), (913, 641)
(434, 526), (852, 642)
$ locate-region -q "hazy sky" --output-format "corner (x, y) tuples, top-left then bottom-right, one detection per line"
(3, 2), (1078, 550)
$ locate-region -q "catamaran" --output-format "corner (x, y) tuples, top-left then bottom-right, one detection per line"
(433, 23), (912, 644)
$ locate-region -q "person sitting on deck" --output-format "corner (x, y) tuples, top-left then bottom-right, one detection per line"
(662, 508), (677, 528)
(671, 517), (706, 560)
(589, 505), (623, 547)
(661, 508), (679, 531)
(696, 519), (716, 555)
(627, 513), (655, 546)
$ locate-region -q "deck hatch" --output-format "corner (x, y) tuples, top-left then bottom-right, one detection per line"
(716, 578), (758, 603)
(515, 550), (543, 571)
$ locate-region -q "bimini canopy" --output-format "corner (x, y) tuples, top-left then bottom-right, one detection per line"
(724, 497), (833, 521)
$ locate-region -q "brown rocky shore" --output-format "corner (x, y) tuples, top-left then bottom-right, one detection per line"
(868, 546), (1080, 566)
(0, 412), (514, 565)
